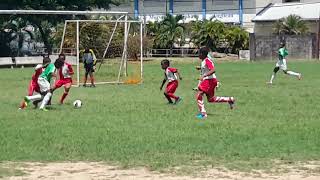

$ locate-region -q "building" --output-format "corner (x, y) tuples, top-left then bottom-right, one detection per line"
(110, 0), (319, 32)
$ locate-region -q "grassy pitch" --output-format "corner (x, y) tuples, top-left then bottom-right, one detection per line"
(1, 58), (320, 171)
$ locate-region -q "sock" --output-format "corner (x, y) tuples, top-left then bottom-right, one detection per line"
(164, 93), (173, 103)
(287, 71), (300, 77)
(90, 77), (95, 85)
(208, 96), (232, 103)
(270, 73), (275, 83)
(26, 94), (42, 101)
(196, 93), (206, 114)
(20, 101), (26, 109)
(167, 93), (179, 100)
(60, 92), (68, 104)
(39, 92), (52, 109)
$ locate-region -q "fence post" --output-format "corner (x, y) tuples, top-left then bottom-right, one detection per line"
(249, 33), (256, 61)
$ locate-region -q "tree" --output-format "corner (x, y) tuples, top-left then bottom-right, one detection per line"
(2, 0), (121, 54)
(190, 19), (226, 51)
(225, 26), (249, 54)
(273, 14), (308, 35)
(148, 14), (184, 56)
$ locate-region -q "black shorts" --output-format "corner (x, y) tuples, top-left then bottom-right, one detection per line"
(84, 63), (94, 73)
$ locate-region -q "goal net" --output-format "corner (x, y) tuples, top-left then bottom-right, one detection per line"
(59, 18), (143, 86)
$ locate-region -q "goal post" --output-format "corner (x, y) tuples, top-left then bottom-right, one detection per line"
(59, 18), (144, 87)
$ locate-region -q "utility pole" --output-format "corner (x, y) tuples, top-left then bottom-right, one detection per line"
(317, 10), (320, 60)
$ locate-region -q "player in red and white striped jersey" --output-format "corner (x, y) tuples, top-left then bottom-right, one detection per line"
(195, 47), (235, 119)
(160, 59), (182, 105)
(51, 53), (74, 104)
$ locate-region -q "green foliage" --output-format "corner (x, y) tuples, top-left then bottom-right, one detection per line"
(1, 0), (120, 54)
(147, 14), (185, 54)
(225, 26), (249, 54)
(190, 19), (249, 53)
(273, 14), (309, 35)
(1, 59), (320, 172)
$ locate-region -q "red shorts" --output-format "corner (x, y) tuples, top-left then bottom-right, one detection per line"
(55, 78), (72, 88)
(166, 80), (178, 94)
(28, 80), (40, 96)
(198, 78), (217, 97)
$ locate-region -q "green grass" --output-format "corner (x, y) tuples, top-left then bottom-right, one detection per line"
(1, 58), (320, 173)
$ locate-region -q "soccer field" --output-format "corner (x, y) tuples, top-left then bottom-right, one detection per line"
(1, 58), (320, 172)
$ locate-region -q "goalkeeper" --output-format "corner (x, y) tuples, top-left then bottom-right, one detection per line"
(81, 48), (97, 87)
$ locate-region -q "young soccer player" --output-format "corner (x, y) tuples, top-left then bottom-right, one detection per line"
(18, 64), (43, 109)
(267, 42), (302, 84)
(51, 53), (74, 104)
(195, 47), (235, 119)
(81, 48), (97, 87)
(160, 59), (182, 105)
(24, 57), (64, 111)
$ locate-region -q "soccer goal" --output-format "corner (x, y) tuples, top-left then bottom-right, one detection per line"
(59, 17), (144, 86)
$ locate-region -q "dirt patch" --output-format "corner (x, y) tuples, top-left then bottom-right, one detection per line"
(1, 162), (320, 180)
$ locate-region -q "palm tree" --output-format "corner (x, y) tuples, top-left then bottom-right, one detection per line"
(273, 14), (308, 35)
(225, 26), (249, 54)
(154, 14), (184, 56)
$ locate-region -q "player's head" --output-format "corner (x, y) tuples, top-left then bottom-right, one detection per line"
(54, 59), (64, 69)
(42, 57), (51, 67)
(85, 48), (90, 53)
(280, 42), (286, 48)
(199, 46), (209, 60)
(161, 59), (170, 69)
(58, 53), (66, 62)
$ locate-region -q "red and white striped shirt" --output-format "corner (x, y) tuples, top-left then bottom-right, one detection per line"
(165, 67), (178, 82)
(59, 62), (74, 79)
(201, 57), (216, 80)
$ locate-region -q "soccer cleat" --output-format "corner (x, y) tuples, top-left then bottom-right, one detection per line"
(40, 108), (49, 112)
(174, 97), (182, 105)
(298, 73), (302, 80)
(24, 97), (30, 107)
(83, 84), (87, 87)
(228, 97), (235, 110)
(196, 113), (207, 119)
(193, 87), (198, 91)
(266, 81), (273, 85)
(90, 84), (96, 88)
(167, 102), (174, 105)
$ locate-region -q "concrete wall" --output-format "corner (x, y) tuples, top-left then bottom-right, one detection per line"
(254, 21), (318, 35)
(250, 34), (317, 60)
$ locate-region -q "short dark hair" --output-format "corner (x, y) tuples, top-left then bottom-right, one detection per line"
(54, 59), (64, 68)
(199, 46), (209, 57)
(43, 57), (51, 65)
(59, 53), (66, 58)
(161, 59), (170, 66)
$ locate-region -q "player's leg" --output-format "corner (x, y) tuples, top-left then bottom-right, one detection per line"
(37, 78), (52, 111)
(196, 90), (207, 119)
(281, 60), (302, 80)
(164, 82), (174, 104)
(83, 64), (89, 87)
(165, 81), (181, 104)
(89, 64), (95, 87)
(60, 82), (71, 104)
(268, 63), (280, 84)
(19, 81), (34, 109)
(206, 80), (235, 109)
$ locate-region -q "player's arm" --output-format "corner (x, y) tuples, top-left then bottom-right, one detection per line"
(176, 71), (182, 80)
(160, 73), (167, 91)
(68, 64), (74, 75)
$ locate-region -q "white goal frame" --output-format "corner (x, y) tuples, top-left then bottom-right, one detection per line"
(59, 18), (144, 87)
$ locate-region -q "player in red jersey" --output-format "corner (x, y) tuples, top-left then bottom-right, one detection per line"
(160, 59), (182, 105)
(195, 47), (235, 119)
(51, 53), (74, 104)
(19, 64), (43, 109)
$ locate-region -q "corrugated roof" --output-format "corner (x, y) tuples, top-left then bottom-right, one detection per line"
(252, 2), (320, 22)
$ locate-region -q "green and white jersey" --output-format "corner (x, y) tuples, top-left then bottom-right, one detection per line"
(40, 63), (56, 82)
(278, 47), (288, 60)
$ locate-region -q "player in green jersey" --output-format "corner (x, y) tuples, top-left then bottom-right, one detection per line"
(268, 42), (302, 84)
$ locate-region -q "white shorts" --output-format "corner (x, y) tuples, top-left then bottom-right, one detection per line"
(37, 77), (50, 93)
(275, 59), (287, 70)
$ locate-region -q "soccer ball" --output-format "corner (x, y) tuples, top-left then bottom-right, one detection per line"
(73, 100), (82, 108)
